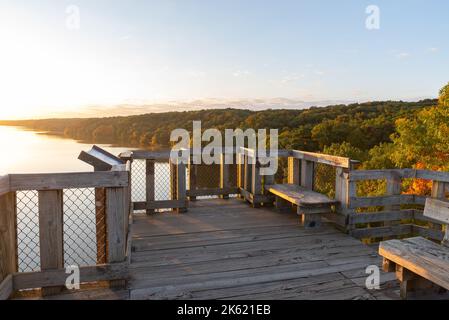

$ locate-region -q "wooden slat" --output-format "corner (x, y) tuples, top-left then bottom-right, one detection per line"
(9, 171), (128, 191)
(13, 263), (128, 290)
(38, 190), (64, 295)
(349, 194), (426, 208)
(0, 175), (10, 196)
(38, 190), (64, 270)
(351, 224), (413, 239)
(0, 275), (13, 300)
(416, 170), (449, 183)
(267, 184), (338, 207)
(300, 160), (314, 189)
(423, 198), (449, 224)
(187, 187), (239, 197)
(349, 210), (414, 224)
(106, 188), (127, 263)
(412, 225), (444, 242)
(133, 200), (188, 210)
(291, 150), (351, 168)
(349, 169), (416, 181)
(0, 192), (17, 282)
(379, 237), (449, 290)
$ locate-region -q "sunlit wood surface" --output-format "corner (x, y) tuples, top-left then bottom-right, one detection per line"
(25, 198), (400, 300)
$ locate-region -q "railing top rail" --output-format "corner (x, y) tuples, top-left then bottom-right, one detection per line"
(349, 169), (449, 183)
(2, 171), (128, 192)
(291, 150), (352, 169)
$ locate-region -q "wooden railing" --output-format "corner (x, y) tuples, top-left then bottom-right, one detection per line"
(120, 149), (240, 213)
(346, 169), (449, 242)
(0, 170), (130, 299)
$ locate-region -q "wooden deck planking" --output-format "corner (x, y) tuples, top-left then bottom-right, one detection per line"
(30, 198), (399, 300)
(128, 199), (398, 300)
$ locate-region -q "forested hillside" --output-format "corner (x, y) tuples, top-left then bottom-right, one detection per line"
(2, 82), (449, 185)
(0, 99), (435, 153)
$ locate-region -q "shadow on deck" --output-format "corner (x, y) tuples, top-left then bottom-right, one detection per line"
(28, 198), (399, 300)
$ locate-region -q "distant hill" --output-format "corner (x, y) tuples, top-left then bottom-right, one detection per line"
(0, 99), (437, 152)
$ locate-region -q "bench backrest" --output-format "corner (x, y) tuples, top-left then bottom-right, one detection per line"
(424, 198), (449, 224)
(424, 198), (449, 246)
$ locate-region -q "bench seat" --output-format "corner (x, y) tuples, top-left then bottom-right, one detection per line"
(267, 184), (339, 228)
(379, 236), (449, 298)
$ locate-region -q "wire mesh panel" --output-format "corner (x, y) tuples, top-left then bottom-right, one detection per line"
(313, 163), (337, 199)
(154, 161), (172, 201)
(131, 159), (146, 202)
(196, 164), (220, 189)
(16, 190), (40, 272)
(63, 188), (97, 267)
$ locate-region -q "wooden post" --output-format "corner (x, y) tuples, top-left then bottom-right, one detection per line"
(176, 161), (187, 213)
(0, 192), (17, 287)
(288, 157), (300, 185)
(38, 190), (64, 296)
(145, 159), (155, 215)
(106, 187), (127, 263)
(300, 160), (314, 190)
(220, 153), (230, 199)
(251, 158), (262, 208)
(237, 153), (244, 198)
(243, 155), (250, 193)
(188, 156), (197, 201)
(170, 159), (177, 204)
(106, 187), (127, 288)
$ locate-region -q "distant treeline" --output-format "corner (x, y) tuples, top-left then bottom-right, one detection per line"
(0, 100), (436, 156)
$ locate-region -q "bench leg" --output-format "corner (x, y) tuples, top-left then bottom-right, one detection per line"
(396, 265), (446, 299)
(298, 206), (325, 228)
(275, 196), (291, 213)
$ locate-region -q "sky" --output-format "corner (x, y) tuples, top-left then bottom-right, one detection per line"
(0, 0), (448, 119)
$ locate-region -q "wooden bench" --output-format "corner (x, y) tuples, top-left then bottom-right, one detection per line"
(267, 184), (338, 228)
(379, 198), (449, 299)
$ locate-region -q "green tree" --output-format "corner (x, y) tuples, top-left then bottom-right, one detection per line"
(439, 82), (449, 107)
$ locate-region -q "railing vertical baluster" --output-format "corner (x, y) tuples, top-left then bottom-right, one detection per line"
(188, 156), (197, 201)
(176, 161), (187, 213)
(38, 189), (64, 296)
(243, 155), (250, 193)
(251, 157), (262, 208)
(237, 153), (244, 198)
(220, 152), (230, 199)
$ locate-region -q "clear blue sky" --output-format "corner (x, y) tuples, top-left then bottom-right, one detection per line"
(0, 0), (448, 118)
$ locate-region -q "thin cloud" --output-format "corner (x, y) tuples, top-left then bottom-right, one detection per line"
(396, 52), (410, 59)
(232, 70), (250, 77)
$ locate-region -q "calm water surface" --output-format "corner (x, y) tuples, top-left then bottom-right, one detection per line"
(0, 126), (131, 174)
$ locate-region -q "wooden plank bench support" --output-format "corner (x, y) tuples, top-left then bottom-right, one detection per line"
(379, 197), (449, 299)
(267, 184), (339, 228)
